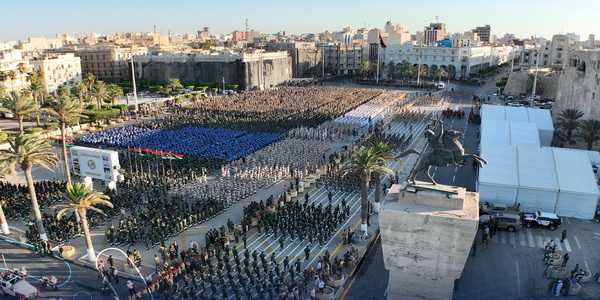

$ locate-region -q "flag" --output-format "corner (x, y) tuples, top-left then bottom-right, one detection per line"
(378, 32), (388, 48)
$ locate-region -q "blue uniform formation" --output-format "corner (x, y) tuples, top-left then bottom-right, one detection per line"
(78, 125), (283, 161)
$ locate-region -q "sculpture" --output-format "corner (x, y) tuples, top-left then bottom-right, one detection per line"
(397, 119), (486, 184)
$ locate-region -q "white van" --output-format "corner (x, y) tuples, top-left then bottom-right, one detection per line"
(436, 82), (446, 89)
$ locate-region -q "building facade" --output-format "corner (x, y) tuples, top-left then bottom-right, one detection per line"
(324, 43), (367, 76)
(472, 25), (491, 44)
(30, 53), (82, 93)
(75, 46), (148, 81)
(423, 23), (447, 46)
(267, 42), (321, 78)
(133, 50), (292, 90)
(0, 49), (30, 92)
(554, 49), (600, 120)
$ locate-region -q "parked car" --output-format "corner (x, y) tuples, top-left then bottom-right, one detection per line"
(492, 213), (523, 232)
(0, 272), (39, 299)
(522, 211), (562, 230)
(480, 202), (520, 216)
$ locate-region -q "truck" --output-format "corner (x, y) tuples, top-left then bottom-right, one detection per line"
(522, 211), (562, 231)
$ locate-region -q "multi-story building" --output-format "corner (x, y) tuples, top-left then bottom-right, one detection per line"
(423, 23), (447, 46)
(383, 43), (518, 79)
(383, 21), (411, 46)
(520, 34), (581, 70)
(74, 46), (148, 81)
(0, 49), (30, 92)
(231, 31), (247, 43)
(472, 25), (491, 44)
(197, 27), (211, 42)
(18, 37), (64, 52)
(324, 43), (367, 76)
(30, 53), (81, 93)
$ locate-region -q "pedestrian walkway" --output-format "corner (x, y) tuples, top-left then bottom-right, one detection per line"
(490, 229), (573, 252)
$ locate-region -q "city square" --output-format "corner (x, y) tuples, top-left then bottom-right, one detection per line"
(1, 1), (600, 300)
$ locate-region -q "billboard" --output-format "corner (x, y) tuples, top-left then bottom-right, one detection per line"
(70, 146), (120, 182)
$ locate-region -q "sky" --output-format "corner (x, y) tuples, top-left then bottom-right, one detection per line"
(1, 0), (599, 41)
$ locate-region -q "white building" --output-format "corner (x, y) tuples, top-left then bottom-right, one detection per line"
(0, 49), (30, 92)
(30, 53), (82, 93)
(383, 43), (518, 79)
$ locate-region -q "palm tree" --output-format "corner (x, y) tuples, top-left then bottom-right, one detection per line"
(44, 95), (82, 185)
(91, 81), (108, 109)
(27, 70), (45, 126)
(369, 141), (394, 208)
(165, 79), (184, 95)
(435, 68), (448, 83)
(0, 91), (38, 135)
(386, 61), (396, 80)
(345, 145), (393, 235)
(71, 80), (88, 105)
(557, 108), (584, 144)
(17, 62), (28, 74)
(107, 84), (123, 105)
(0, 134), (57, 241)
(55, 183), (112, 262)
(82, 73), (96, 96)
(578, 119), (600, 150)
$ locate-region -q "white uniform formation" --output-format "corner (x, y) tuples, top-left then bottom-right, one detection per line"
(335, 92), (407, 127)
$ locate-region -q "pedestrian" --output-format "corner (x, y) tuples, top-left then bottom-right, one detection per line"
(304, 245), (310, 261)
(107, 255), (114, 268)
(571, 264), (580, 278)
(154, 254), (161, 272)
(111, 266), (119, 284)
(279, 236), (285, 250)
(472, 241), (476, 257)
(562, 253), (569, 267)
(561, 229), (567, 243)
(126, 280), (135, 296)
(242, 233), (247, 249)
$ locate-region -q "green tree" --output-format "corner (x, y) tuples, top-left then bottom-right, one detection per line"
(345, 145), (393, 235)
(27, 70), (45, 126)
(396, 60), (410, 79)
(165, 79), (184, 95)
(82, 73), (96, 103)
(107, 84), (123, 105)
(435, 68), (448, 82)
(557, 108), (584, 144)
(0, 91), (38, 135)
(43, 95), (82, 184)
(359, 61), (370, 78)
(0, 134), (57, 241)
(54, 183), (113, 262)
(578, 119), (600, 150)
(0, 161), (11, 234)
(386, 61), (396, 80)
(91, 81), (109, 109)
(369, 140), (395, 205)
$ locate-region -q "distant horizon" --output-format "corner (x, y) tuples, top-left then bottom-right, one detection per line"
(2, 0), (599, 42)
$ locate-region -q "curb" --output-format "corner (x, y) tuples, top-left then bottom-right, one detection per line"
(336, 229), (381, 300)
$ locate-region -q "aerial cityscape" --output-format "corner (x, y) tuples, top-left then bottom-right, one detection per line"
(1, 1), (600, 299)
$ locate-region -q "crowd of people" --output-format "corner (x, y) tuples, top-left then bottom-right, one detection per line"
(0, 181), (65, 220)
(165, 87), (382, 131)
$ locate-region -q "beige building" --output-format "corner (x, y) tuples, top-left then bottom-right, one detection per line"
(18, 37), (63, 52)
(381, 183), (479, 300)
(424, 23), (447, 46)
(0, 49), (30, 92)
(31, 53), (82, 93)
(554, 49), (600, 120)
(324, 43), (366, 76)
(76, 46), (148, 81)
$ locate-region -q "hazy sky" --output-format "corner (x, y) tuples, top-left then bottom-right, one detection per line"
(2, 0), (599, 41)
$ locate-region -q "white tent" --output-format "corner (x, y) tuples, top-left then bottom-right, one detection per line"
(481, 105), (506, 121)
(510, 122), (540, 148)
(505, 106), (529, 123)
(516, 146), (559, 213)
(552, 148), (600, 219)
(527, 108), (554, 146)
(478, 145), (519, 206)
(480, 119), (510, 153)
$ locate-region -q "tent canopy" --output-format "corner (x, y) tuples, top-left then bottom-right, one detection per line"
(479, 145), (519, 187)
(517, 146), (558, 191)
(553, 148), (600, 195)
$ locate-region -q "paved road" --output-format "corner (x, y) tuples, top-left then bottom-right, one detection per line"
(0, 239), (129, 299)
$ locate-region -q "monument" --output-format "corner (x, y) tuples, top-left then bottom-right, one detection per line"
(380, 119), (480, 299)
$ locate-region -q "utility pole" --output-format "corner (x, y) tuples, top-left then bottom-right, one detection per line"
(531, 36), (541, 104)
(416, 40), (422, 86)
(376, 45), (380, 85)
(130, 56), (138, 113)
(322, 43), (325, 78)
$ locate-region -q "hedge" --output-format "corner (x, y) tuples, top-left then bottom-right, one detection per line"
(82, 108), (121, 122)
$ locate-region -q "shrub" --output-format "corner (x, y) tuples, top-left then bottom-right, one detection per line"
(25, 127), (44, 134)
(0, 131), (8, 142)
(82, 108), (121, 122)
(112, 104), (129, 112)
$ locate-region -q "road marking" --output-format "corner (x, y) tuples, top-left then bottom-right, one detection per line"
(452, 175), (456, 183)
(509, 233), (516, 246)
(515, 261), (521, 296)
(565, 218), (570, 224)
(584, 260), (591, 272)
(527, 230), (535, 248)
(536, 236), (545, 248)
(555, 241), (563, 252)
(563, 239), (572, 252)
(519, 231), (526, 246)
(574, 235), (582, 249)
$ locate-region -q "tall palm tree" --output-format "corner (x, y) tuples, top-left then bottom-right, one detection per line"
(91, 81), (108, 109)
(0, 91), (38, 135)
(345, 145), (393, 235)
(71, 80), (88, 105)
(43, 95), (82, 185)
(0, 134), (57, 241)
(82, 73), (96, 96)
(369, 141), (395, 206)
(54, 183), (113, 262)
(28, 70), (45, 126)
(557, 108), (584, 144)
(578, 119), (600, 150)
